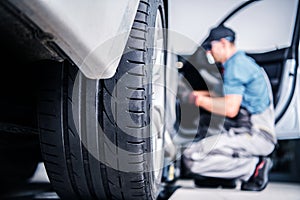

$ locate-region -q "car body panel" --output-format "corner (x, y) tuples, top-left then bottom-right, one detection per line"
(276, 57), (300, 139)
(8, 0), (139, 79)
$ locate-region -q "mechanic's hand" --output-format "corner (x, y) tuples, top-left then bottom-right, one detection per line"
(191, 91), (210, 106)
(193, 93), (204, 107)
(188, 93), (197, 104)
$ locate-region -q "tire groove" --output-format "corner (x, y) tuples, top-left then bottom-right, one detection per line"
(132, 27), (147, 33)
(129, 35), (146, 41)
(137, 10), (149, 16)
(40, 141), (57, 147)
(127, 59), (145, 65)
(128, 46), (146, 52)
(134, 19), (148, 26)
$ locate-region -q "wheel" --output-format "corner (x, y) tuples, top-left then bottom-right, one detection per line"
(0, 133), (40, 193)
(38, 0), (167, 199)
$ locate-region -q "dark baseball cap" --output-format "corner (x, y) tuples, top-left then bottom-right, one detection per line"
(202, 25), (235, 50)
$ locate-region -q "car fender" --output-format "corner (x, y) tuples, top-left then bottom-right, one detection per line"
(9, 0), (139, 79)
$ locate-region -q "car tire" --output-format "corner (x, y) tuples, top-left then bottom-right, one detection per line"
(38, 0), (167, 199)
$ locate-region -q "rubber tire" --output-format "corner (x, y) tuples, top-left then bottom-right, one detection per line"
(38, 0), (167, 199)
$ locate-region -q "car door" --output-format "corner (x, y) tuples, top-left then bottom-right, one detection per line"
(205, 0), (300, 139)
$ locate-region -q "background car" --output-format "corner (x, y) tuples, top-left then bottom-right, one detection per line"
(171, 0), (300, 182)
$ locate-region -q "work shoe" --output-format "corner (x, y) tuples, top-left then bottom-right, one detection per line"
(241, 157), (273, 191)
(194, 175), (237, 189)
(157, 184), (181, 200)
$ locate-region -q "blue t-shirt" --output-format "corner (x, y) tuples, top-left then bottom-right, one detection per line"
(223, 51), (270, 114)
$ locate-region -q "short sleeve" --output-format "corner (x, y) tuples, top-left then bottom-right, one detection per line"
(223, 62), (252, 95)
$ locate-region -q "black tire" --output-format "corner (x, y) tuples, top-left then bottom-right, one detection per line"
(38, 0), (167, 199)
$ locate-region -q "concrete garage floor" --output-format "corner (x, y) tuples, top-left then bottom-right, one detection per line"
(2, 163), (300, 200)
(170, 180), (300, 200)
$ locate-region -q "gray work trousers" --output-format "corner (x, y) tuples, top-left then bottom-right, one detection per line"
(183, 130), (275, 181)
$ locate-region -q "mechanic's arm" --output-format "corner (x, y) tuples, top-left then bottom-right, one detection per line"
(193, 93), (242, 118)
(192, 90), (211, 96)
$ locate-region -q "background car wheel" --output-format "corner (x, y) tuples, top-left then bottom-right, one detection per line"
(38, 0), (167, 199)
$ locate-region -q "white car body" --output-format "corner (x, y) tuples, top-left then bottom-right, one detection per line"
(9, 0), (140, 79)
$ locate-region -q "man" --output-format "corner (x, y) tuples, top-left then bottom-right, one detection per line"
(183, 25), (277, 191)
